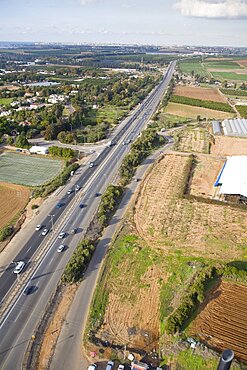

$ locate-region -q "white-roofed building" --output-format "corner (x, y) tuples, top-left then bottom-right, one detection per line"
(215, 156), (247, 200)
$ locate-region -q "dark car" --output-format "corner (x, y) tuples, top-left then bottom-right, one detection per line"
(79, 203), (84, 209)
(70, 228), (77, 234)
(23, 285), (36, 295)
(56, 202), (63, 208)
(95, 192), (101, 197)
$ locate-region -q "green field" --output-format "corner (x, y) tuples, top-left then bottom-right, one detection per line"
(179, 61), (209, 77)
(0, 98), (14, 105)
(0, 152), (63, 186)
(211, 71), (247, 82)
(205, 61), (243, 70)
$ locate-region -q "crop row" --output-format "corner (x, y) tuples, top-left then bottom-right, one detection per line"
(170, 95), (234, 113)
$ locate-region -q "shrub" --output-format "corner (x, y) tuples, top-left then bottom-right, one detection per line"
(0, 225), (13, 242)
(97, 185), (123, 226)
(31, 204), (39, 210)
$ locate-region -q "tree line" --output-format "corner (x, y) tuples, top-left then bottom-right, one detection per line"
(170, 95), (234, 113)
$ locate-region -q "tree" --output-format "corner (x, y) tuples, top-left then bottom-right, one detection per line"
(15, 134), (29, 148)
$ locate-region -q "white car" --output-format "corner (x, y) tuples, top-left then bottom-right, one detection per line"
(106, 361), (114, 370)
(41, 228), (49, 236)
(13, 261), (25, 274)
(67, 188), (73, 194)
(35, 224), (42, 231)
(57, 245), (65, 253)
(118, 365), (125, 370)
(58, 231), (66, 239)
(88, 365), (97, 370)
(75, 184), (81, 191)
(89, 162), (94, 168)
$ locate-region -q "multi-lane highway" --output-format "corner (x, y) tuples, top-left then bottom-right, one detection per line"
(0, 61), (176, 369)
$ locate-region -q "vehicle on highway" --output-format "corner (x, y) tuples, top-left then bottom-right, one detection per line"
(79, 203), (85, 208)
(70, 228), (77, 234)
(117, 365), (125, 370)
(56, 202), (63, 208)
(88, 365), (97, 370)
(41, 228), (49, 236)
(13, 261), (25, 274)
(122, 139), (131, 145)
(105, 361), (114, 370)
(58, 231), (66, 239)
(95, 192), (101, 197)
(23, 285), (36, 295)
(134, 178), (140, 182)
(75, 184), (81, 191)
(67, 188), (73, 195)
(57, 245), (65, 253)
(89, 162), (94, 168)
(35, 224), (42, 231)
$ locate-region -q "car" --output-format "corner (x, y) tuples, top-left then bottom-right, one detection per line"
(35, 224), (42, 231)
(58, 231), (66, 239)
(105, 361), (114, 370)
(95, 192), (101, 197)
(134, 178), (140, 182)
(57, 245), (65, 253)
(88, 365), (97, 370)
(23, 285), (36, 295)
(89, 162), (94, 168)
(75, 184), (81, 191)
(41, 228), (49, 236)
(70, 228), (77, 234)
(117, 365), (125, 370)
(13, 261), (25, 274)
(67, 188), (73, 195)
(122, 139), (131, 145)
(56, 202), (63, 208)
(79, 203), (85, 209)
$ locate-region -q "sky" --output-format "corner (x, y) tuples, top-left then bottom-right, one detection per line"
(0, 0), (247, 47)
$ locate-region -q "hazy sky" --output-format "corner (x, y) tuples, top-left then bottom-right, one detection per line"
(0, 0), (247, 46)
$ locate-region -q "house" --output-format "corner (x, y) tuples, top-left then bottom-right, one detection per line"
(29, 146), (49, 155)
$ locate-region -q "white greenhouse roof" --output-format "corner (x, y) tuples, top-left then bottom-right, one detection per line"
(219, 156), (247, 197)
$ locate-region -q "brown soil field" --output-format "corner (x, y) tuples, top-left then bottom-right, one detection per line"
(208, 68), (247, 75)
(0, 182), (30, 229)
(211, 136), (247, 156)
(236, 60), (247, 67)
(189, 281), (247, 363)
(174, 86), (227, 103)
(134, 154), (247, 259)
(0, 85), (20, 91)
(190, 156), (225, 198)
(174, 127), (212, 154)
(165, 102), (235, 120)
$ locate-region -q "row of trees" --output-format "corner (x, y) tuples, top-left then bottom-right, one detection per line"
(62, 239), (95, 283)
(120, 128), (167, 185)
(170, 95), (234, 113)
(97, 185), (123, 226)
(48, 146), (75, 158)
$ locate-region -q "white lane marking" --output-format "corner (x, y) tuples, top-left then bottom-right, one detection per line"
(14, 311), (22, 322)
(26, 246), (32, 253)
(47, 255), (55, 266)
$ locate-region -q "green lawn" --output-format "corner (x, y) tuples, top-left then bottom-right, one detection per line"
(0, 98), (14, 105)
(179, 61), (209, 77)
(211, 72), (247, 82)
(205, 61), (243, 70)
(97, 105), (128, 125)
(0, 152), (63, 186)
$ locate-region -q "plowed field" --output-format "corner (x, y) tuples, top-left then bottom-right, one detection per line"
(174, 86), (227, 103)
(134, 154), (247, 259)
(0, 182), (30, 229)
(174, 127), (212, 153)
(190, 281), (247, 363)
(211, 136), (247, 156)
(165, 102), (234, 120)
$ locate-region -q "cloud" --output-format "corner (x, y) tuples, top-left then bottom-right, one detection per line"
(80, 0), (95, 4)
(175, 0), (247, 18)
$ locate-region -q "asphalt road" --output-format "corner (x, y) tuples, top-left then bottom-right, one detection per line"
(0, 61), (176, 370)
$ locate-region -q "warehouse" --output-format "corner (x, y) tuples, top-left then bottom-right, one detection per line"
(212, 120), (222, 135)
(29, 146), (49, 155)
(222, 118), (247, 137)
(215, 156), (247, 203)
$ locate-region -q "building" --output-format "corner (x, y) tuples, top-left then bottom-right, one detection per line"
(212, 120), (222, 135)
(214, 156), (247, 202)
(29, 146), (49, 155)
(222, 118), (247, 137)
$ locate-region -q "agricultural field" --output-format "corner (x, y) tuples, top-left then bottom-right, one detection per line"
(211, 136), (247, 156)
(0, 182), (30, 229)
(0, 152), (63, 186)
(178, 60), (209, 77)
(189, 281), (247, 363)
(211, 71), (247, 82)
(165, 102), (235, 120)
(174, 86), (227, 103)
(173, 127), (212, 154)
(189, 156), (225, 198)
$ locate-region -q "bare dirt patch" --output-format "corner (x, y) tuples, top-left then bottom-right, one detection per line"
(208, 68), (247, 75)
(174, 86), (227, 103)
(173, 127), (212, 154)
(190, 156), (225, 198)
(0, 182), (30, 229)
(211, 136), (247, 156)
(134, 154), (247, 259)
(37, 284), (77, 370)
(165, 102), (234, 120)
(189, 281), (247, 363)
(236, 60), (247, 68)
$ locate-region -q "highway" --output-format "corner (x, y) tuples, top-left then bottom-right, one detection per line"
(0, 61), (176, 370)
